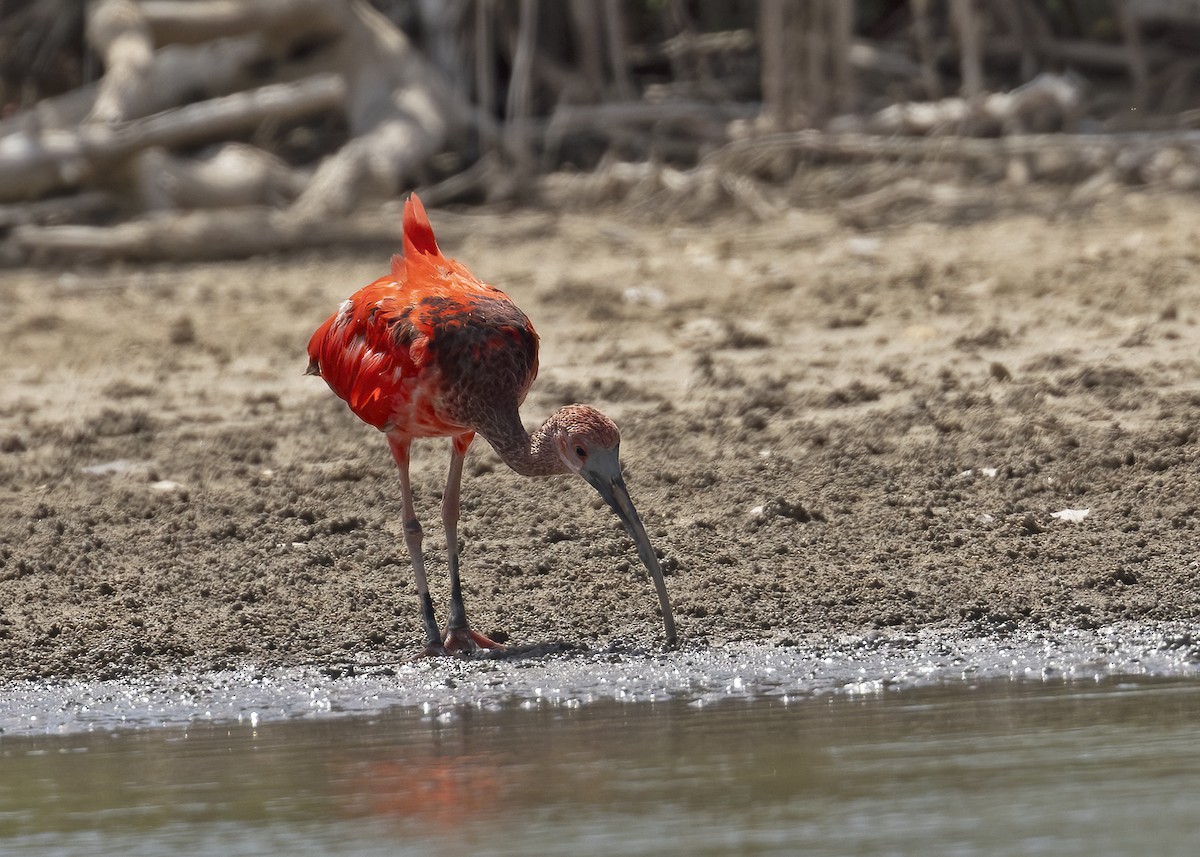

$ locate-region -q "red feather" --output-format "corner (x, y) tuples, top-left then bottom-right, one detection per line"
(401, 193), (441, 259)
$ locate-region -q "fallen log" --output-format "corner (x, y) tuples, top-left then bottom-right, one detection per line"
(0, 74), (344, 202)
(0, 34), (290, 139)
(286, 112), (447, 221)
(0, 0), (349, 140)
(9, 204), (399, 261)
(0, 191), (116, 230)
(134, 144), (308, 210)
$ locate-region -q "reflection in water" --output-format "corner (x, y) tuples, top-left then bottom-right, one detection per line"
(333, 752), (505, 836)
(1, 677), (1199, 856)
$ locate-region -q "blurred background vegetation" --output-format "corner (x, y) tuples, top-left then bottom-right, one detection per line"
(2, 0), (1199, 261)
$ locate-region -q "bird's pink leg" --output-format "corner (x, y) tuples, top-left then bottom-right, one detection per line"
(387, 435), (443, 655)
(441, 432), (503, 654)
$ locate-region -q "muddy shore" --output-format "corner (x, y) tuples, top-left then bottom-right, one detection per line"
(2, 189), (1199, 683)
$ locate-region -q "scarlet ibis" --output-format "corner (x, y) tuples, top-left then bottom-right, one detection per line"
(306, 194), (677, 654)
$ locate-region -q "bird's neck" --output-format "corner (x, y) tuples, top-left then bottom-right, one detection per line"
(482, 411), (568, 477)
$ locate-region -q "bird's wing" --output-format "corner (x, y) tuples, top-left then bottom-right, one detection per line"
(306, 277), (432, 432)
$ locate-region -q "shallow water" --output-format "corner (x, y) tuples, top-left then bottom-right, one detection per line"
(3, 622), (1198, 736)
(2, 674), (1199, 856)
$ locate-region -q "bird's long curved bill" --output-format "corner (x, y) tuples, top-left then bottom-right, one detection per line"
(587, 471), (678, 647)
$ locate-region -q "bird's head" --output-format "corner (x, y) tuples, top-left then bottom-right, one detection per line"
(545, 404), (622, 474)
(545, 405), (677, 648)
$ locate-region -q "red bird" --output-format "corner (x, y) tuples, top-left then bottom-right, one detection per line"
(307, 194), (676, 655)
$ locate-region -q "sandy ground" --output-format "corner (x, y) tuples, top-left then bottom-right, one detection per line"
(2, 187), (1199, 682)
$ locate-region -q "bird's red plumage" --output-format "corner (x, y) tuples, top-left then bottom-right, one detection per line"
(307, 195), (539, 439)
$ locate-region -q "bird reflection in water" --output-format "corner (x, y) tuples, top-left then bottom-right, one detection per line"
(333, 750), (506, 836)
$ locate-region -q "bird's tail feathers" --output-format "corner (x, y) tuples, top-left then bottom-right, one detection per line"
(401, 192), (441, 262)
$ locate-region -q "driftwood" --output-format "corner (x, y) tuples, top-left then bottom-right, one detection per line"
(0, 0), (344, 139)
(10, 205), (399, 262)
(134, 144), (307, 210)
(0, 74), (344, 202)
(0, 34), (290, 139)
(86, 0), (155, 124)
(0, 192), (115, 231)
(284, 0), (463, 221)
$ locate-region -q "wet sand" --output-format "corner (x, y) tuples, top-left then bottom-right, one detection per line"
(2, 188), (1199, 684)
(3, 621), (1197, 736)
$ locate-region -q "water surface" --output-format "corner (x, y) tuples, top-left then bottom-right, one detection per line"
(3, 676), (1198, 856)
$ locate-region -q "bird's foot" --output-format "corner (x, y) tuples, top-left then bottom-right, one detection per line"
(442, 626), (505, 655)
(414, 628), (504, 657)
(418, 642), (452, 658)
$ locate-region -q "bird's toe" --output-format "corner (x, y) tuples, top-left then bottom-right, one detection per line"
(443, 627), (505, 655)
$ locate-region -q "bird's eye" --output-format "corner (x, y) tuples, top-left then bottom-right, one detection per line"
(574, 445), (587, 459)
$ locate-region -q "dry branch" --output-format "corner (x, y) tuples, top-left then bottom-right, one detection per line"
(847, 42), (922, 80)
(287, 111), (445, 221)
(37, 0), (347, 134)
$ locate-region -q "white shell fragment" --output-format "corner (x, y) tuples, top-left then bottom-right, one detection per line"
(1051, 508), (1090, 523)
